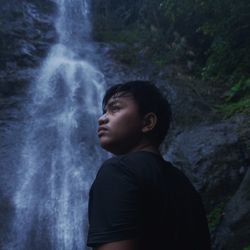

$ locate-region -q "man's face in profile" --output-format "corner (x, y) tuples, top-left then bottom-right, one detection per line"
(97, 94), (143, 155)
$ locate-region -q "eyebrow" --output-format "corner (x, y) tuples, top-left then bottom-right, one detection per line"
(103, 99), (121, 113)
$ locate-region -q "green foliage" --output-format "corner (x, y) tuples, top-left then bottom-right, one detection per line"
(219, 95), (250, 118)
(208, 203), (224, 233)
(91, 0), (250, 114)
(224, 78), (250, 102)
(218, 78), (250, 117)
(243, 246), (250, 250)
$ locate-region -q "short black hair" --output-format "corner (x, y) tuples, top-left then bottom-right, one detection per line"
(102, 80), (172, 146)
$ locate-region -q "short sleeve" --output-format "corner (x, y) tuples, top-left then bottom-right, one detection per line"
(87, 158), (139, 247)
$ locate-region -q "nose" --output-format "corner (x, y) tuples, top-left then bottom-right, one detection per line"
(98, 113), (108, 125)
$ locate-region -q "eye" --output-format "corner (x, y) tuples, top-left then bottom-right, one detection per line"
(110, 105), (121, 113)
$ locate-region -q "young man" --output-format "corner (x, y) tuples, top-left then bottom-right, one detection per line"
(87, 81), (211, 250)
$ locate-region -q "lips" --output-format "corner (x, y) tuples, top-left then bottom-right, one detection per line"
(97, 126), (108, 136)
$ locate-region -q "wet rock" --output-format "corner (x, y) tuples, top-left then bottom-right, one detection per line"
(165, 117), (249, 205)
(157, 78), (218, 127)
(0, 190), (14, 245)
(213, 167), (250, 250)
(0, 0), (56, 97)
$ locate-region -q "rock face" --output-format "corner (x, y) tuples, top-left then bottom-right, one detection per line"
(166, 117), (249, 202)
(0, 1), (249, 250)
(214, 167), (250, 250)
(164, 115), (250, 249)
(0, 0), (56, 97)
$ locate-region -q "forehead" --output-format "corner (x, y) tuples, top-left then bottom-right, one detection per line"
(103, 93), (140, 113)
(106, 92), (134, 105)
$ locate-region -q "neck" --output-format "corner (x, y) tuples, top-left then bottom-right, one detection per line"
(111, 138), (161, 156)
(129, 141), (160, 155)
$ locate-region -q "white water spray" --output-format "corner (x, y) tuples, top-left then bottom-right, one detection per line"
(4, 0), (106, 249)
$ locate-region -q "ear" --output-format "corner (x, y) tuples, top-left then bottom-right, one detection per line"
(142, 112), (157, 133)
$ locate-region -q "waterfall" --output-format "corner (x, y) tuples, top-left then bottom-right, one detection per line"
(3, 0), (106, 249)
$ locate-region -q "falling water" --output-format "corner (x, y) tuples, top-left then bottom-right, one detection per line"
(3, 0), (106, 249)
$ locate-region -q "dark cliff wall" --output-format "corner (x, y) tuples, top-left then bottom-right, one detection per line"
(0, 0), (56, 96)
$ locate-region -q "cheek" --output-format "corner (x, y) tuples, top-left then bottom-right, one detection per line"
(114, 114), (141, 136)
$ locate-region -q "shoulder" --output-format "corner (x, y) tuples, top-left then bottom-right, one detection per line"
(98, 152), (167, 188)
(98, 152), (150, 173)
(93, 155), (137, 188)
(95, 152), (155, 185)
(98, 155), (132, 175)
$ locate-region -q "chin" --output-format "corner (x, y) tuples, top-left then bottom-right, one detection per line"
(99, 139), (113, 152)
(99, 138), (110, 148)
(100, 144), (116, 154)
(99, 141), (123, 155)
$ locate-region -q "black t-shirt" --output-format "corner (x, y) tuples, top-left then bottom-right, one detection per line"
(87, 151), (211, 250)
